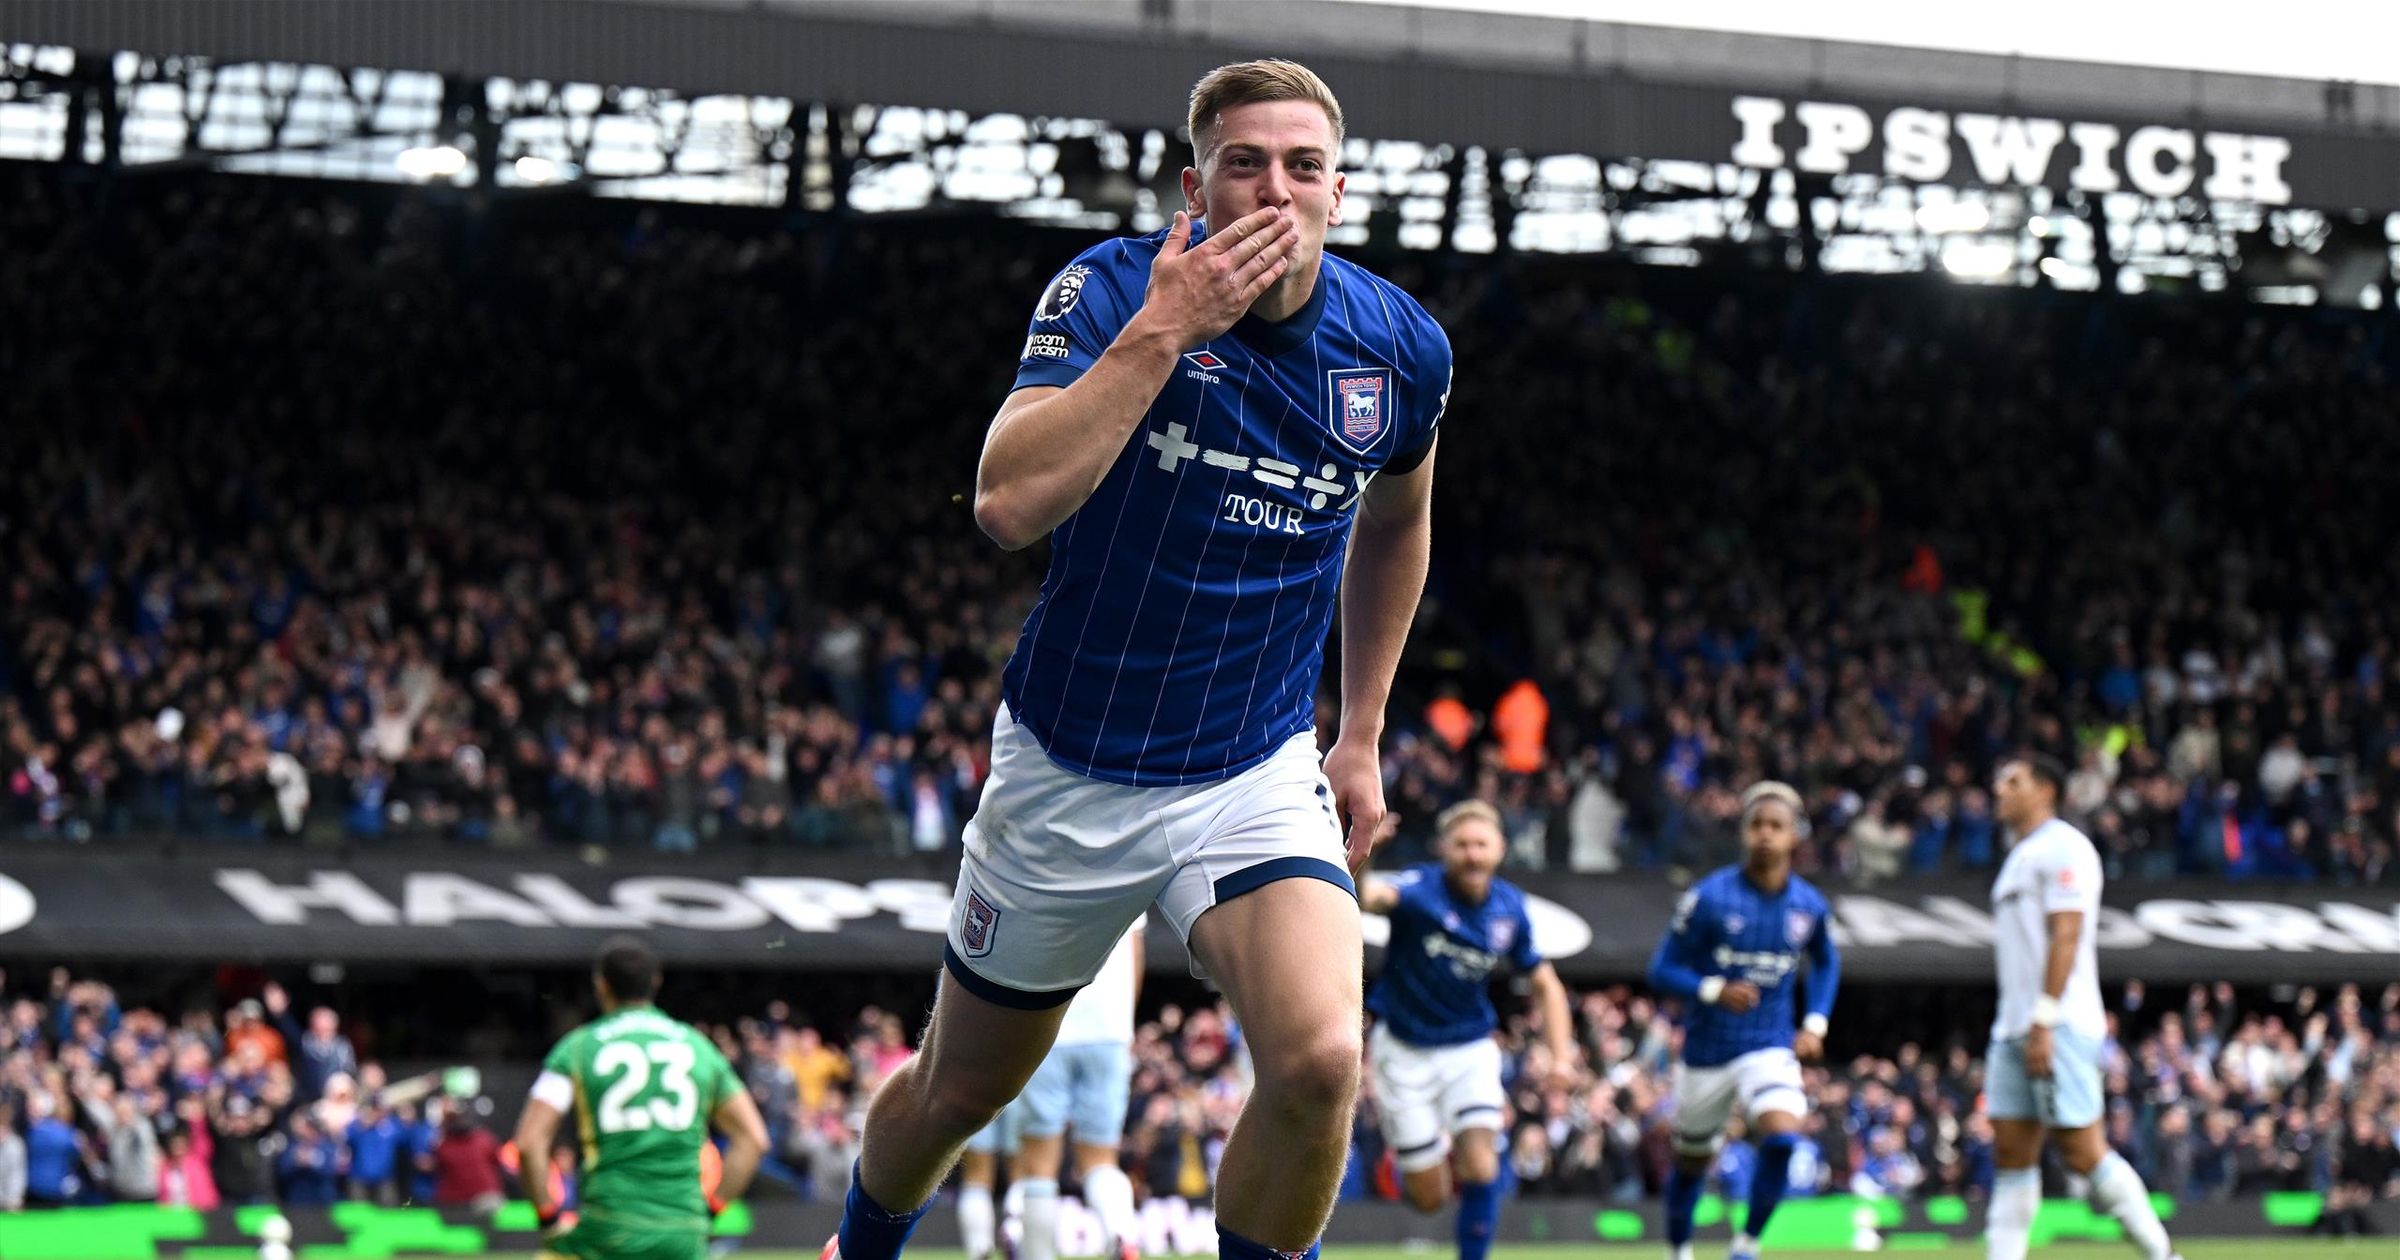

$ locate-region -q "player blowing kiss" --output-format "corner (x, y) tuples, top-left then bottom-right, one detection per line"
(824, 57), (1451, 1260)
(1647, 782), (1840, 1260)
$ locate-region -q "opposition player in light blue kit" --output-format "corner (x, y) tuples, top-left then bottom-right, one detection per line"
(1982, 753), (2180, 1260)
(955, 919), (1147, 1260)
(955, 1095), (1029, 1260)
(1362, 801), (1575, 1260)
(1647, 782), (1839, 1260)
(825, 58), (1451, 1260)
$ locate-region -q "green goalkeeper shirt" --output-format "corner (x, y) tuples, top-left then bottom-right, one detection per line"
(533, 1005), (741, 1231)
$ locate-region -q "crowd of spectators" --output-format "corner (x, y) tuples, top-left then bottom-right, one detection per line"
(7, 167), (2400, 885)
(717, 978), (2400, 1220)
(3, 963), (2394, 1216)
(1489, 979), (2400, 1217)
(0, 968), (512, 1211)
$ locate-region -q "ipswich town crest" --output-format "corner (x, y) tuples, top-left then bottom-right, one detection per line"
(962, 888), (1001, 957)
(1327, 367), (1392, 454)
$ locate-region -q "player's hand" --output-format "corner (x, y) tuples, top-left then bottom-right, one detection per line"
(1136, 208), (1297, 347)
(2022, 1024), (2054, 1079)
(1793, 1030), (1825, 1063)
(1717, 981), (1762, 1013)
(1322, 736), (1386, 880)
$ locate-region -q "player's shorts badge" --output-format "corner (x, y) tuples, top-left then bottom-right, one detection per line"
(1326, 367), (1392, 454)
(962, 888), (1001, 957)
(1786, 910), (1814, 947)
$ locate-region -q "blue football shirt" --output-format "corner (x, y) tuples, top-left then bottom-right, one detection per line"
(1004, 223), (1452, 786)
(1647, 865), (1841, 1068)
(1367, 863), (1543, 1047)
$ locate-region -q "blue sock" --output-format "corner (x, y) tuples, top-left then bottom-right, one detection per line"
(1745, 1134), (1797, 1242)
(1455, 1180), (1499, 1260)
(1664, 1166), (1705, 1248)
(836, 1159), (930, 1260)
(1218, 1225), (1319, 1260)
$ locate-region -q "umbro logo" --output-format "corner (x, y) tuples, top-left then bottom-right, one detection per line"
(1184, 350), (1227, 384)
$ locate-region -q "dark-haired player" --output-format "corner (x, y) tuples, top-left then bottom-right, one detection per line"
(1984, 755), (2181, 1260)
(515, 937), (771, 1260)
(1647, 782), (1837, 1260)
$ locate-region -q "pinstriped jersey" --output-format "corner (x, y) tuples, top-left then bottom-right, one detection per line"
(1649, 867), (1840, 1069)
(1006, 224), (1451, 786)
(1368, 863), (1542, 1047)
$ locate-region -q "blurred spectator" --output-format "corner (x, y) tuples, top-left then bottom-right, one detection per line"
(2317, 1112), (2399, 1236)
(224, 1003), (285, 1071)
(90, 1094), (160, 1203)
(0, 1101), (23, 1210)
(346, 1096), (406, 1205)
(784, 1026), (851, 1113)
(156, 1122), (218, 1209)
(208, 1085), (282, 1208)
(278, 1112), (344, 1206)
(430, 1105), (505, 1215)
(21, 1094), (84, 1207)
(277, 989), (359, 1103)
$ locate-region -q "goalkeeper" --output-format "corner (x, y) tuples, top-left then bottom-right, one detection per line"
(515, 937), (771, 1260)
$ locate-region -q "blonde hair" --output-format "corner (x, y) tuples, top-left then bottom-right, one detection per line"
(1740, 781), (1808, 833)
(1436, 798), (1503, 840)
(1186, 59), (1346, 166)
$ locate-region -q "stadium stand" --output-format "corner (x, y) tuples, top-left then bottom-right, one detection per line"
(5, 167), (2399, 890)
(1, 162), (2397, 1217)
(0, 963), (2393, 1210)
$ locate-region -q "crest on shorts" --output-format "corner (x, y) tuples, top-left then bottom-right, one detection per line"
(1786, 910), (1815, 948)
(1326, 367), (1392, 454)
(961, 888), (1001, 958)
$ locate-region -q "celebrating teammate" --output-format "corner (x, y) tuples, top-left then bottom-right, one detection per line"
(515, 937), (770, 1260)
(825, 57), (1451, 1260)
(1362, 801), (1575, 1260)
(1647, 782), (1840, 1260)
(1983, 754), (2182, 1260)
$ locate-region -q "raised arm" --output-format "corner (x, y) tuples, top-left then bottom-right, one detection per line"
(1358, 876), (1402, 915)
(974, 207), (1297, 550)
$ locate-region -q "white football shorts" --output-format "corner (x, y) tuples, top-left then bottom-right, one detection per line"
(943, 703), (1353, 1005)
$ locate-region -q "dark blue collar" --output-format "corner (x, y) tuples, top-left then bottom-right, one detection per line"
(1231, 263), (1331, 358)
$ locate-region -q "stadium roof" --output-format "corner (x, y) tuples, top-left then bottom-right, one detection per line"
(5, 0), (2394, 141)
(2, 0), (2391, 300)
